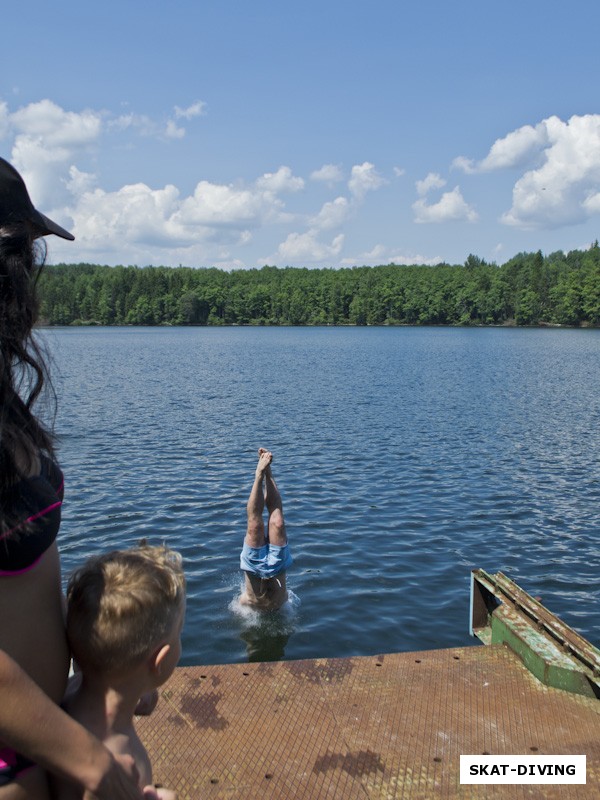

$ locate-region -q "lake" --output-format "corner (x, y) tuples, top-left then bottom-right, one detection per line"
(42, 326), (600, 665)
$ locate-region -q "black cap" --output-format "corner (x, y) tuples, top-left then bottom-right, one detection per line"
(0, 157), (75, 240)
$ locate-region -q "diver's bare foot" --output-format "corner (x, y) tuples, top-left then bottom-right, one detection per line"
(255, 449), (272, 478)
(258, 447), (274, 477)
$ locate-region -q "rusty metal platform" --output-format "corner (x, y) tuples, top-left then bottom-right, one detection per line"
(137, 644), (599, 799)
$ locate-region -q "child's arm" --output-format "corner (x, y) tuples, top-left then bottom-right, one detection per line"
(0, 650), (145, 799)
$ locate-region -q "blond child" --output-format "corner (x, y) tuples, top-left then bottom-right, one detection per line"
(55, 545), (185, 800)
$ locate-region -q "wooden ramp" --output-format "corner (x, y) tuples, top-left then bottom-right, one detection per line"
(137, 643), (599, 799)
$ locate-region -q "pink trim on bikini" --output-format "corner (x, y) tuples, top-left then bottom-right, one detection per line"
(0, 500), (62, 541)
(0, 554), (44, 576)
(0, 745), (36, 776)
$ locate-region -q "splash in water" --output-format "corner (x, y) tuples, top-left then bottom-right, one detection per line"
(229, 580), (300, 661)
(229, 580), (300, 626)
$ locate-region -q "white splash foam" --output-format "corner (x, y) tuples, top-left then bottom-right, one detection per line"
(229, 582), (300, 632)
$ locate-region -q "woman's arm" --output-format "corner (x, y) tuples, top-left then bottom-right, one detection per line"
(0, 650), (150, 799)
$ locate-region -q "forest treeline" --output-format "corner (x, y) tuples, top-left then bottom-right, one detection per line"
(38, 245), (600, 327)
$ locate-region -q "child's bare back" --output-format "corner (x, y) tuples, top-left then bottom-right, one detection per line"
(53, 546), (184, 799)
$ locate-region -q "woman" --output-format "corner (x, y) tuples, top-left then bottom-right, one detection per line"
(0, 157), (153, 800)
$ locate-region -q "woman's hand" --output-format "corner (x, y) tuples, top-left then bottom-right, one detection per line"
(83, 753), (150, 800)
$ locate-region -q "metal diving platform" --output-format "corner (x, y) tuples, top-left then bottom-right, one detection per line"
(137, 570), (600, 798)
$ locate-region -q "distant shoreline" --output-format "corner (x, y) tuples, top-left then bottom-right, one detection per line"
(39, 320), (598, 329)
(38, 249), (600, 328)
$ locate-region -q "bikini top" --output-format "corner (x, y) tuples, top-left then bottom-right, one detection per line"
(0, 456), (64, 575)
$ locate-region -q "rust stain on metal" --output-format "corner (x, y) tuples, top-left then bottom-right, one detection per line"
(256, 661), (276, 676)
(286, 656), (356, 684)
(138, 646), (600, 799)
(180, 689), (229, 731)
(312, 748), (385, 778)
(164, 714), (185, 728)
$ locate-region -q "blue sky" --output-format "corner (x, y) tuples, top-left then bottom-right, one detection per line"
(2, 0), (600, 269)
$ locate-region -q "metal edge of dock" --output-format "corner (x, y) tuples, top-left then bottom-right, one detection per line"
(138, 571), (600, 798)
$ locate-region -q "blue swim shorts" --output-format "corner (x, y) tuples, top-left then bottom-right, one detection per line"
(240, 542), (293, 579)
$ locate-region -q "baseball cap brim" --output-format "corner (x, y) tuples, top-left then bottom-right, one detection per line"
(30, 209), (75, 241)
(0, 156), (75, 241)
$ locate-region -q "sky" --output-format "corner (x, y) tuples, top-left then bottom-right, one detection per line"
(2, 0), (600, 270)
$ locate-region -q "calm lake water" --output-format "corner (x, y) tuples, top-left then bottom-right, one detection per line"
(43, 326), (600, 665)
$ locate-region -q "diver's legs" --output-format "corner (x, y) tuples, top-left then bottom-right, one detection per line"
(244, 450), (272, 548)
(263, 455), (287, 547)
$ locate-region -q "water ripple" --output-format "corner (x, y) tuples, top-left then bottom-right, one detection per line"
(44, 326), (600, 663)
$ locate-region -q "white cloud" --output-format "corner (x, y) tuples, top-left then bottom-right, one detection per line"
(174, 101), (206, 120)
(393, 166), (406, 178)
(276, 231), (344, 263)
(71, 183), (182, 248)
(213, 256), (247, 270)
(2, 97), (305, 266)
(9, 99), (102, 148)
(451, 114), (600, 230)
(5, 94), (509, 268)
(498, 115), (600, 229)
(64, 172), (299, 262)
(348, 162), (386, 198)
(288, 165), (384, 254)
(583, 192), (600, 214)
(454, 120), (550, 174)
(110, 101), (206, 140)
(177, 180), (282, 228)
(361, 244), (387, 261)
(340, 244), (386, 266)
(310, 164), (344, 184)
(416, 172), (446, 196)
(309, 196), (350, 230)
(388, 252), (443, 266)
(340, 246), (442, 267)
(66, 166), (97, 196)
(110, 113), (158, 135)
(112, 113), (190, 140)
(165, 119), (186, 139)
(256, 166), (304, 193)
(165, 101), (206, 139)
(413, 186), (478, 224)
(10, 141), (80, 213)
(451, 156), (475, 174)
(288, 164), (383, 263)
(4, 100), (102, 211)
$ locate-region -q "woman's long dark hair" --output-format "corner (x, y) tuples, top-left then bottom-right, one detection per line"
(0, 226), (55, 532)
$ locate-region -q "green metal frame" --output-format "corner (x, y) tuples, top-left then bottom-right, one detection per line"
(470, 569), (600, 699)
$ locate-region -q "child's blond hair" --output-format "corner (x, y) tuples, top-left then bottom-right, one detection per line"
(67, 544), (185, 674)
